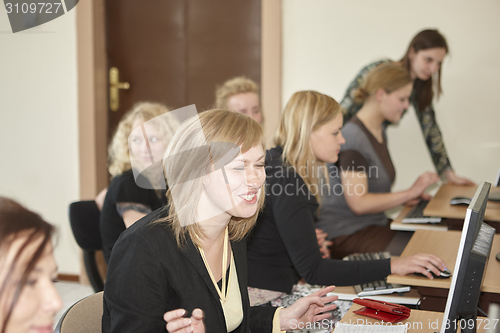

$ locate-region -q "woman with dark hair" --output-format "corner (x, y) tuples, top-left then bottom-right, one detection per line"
(341, 29), (473, 185)
(0, 197), (62, 333)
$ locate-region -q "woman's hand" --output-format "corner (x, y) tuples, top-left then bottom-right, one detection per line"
(444, 170), (475, 186)
(164, 308), (205, 333)
(391, 253), (447, 279)
(408, 172), (440, 200)
(279, 286), (338, 330)
(316, 229), (332, 259)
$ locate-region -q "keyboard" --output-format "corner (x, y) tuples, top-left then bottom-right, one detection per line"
(401, 200), (442, 223)
(343, 251), (410, 297)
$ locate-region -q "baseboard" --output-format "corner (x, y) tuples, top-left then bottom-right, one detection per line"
(58, 273), (80, 282)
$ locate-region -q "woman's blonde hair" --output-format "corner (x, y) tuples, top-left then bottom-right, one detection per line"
(108, 102), (178, 177)
(215, 76), (259, 109)
(160, 109), (265, 247)
(274, 91), (343, 204)
(353, 63), (412, 104)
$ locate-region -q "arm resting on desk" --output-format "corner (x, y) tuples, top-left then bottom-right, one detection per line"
(341, 171), (440, 215)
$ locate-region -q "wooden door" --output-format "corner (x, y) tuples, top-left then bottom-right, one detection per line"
(105, 0), (262, 138)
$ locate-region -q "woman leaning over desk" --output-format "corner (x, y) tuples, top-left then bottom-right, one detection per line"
(102, 110), (337, 333)
(246, 90), (448, 294)
(317, 63), (440, 259)
(341, 29), (473, 185)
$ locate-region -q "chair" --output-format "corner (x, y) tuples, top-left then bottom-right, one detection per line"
(54, 291), (103, 333)
(68, 200), (104, 292)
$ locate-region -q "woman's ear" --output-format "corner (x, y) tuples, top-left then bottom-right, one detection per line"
(375, 88), (386, 102)
(408, 47), (416, 61)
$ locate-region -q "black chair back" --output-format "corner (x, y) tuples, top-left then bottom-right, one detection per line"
(68, 201), (104, 292)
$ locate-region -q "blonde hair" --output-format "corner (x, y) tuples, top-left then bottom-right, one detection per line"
(161, 109), (265, 247)
(353, 63), (412, 104)
(274, 91), (343, 204)
(215, 76), (259, 109)
(108, 102), (178, 177)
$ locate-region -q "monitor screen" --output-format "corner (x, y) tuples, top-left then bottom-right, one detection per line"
(440, 181), (496, 333)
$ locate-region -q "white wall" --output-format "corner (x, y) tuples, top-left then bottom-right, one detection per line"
(0, 11), (80, 274)
(283, 0), (500, 192)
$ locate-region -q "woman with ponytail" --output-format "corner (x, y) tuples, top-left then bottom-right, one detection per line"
(317, 63), (440, 258)
(341, 29), (473, 186)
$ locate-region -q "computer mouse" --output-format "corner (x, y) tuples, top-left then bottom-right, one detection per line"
(414, 268), (451, 279)
(450, 196), (471, 206)
(496, 252), (500, 263)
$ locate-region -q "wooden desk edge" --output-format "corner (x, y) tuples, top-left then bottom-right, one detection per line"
(338, 304), (488, 333)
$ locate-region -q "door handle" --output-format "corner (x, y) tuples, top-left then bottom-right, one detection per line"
(109, 67), (130, 111)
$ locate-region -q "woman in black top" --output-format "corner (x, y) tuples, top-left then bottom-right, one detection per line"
(100, 102), (179, 263)
(247, 90), (448, 293)
(103, 110), (337, 333)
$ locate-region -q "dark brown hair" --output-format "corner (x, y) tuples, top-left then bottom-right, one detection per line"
(0, 197), (56, 333)
(399, 29), (448, 111)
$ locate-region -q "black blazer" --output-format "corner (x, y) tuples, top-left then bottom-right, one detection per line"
(102, 207), (275, 332)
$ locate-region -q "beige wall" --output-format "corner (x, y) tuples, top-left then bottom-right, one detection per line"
(2, 1), (500, 275)
(283, 0), (500, 191)
(0, 11), (80, 274)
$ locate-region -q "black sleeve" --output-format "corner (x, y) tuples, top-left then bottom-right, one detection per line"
(111, 171), (156, 206)
(102, 231), (172, 332)
(250, 306), (276, 333)
(271, 172), (391, 286)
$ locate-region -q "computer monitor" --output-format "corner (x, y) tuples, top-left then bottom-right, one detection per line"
(495, 167), (500, 186)
(440, 181), (496, 333)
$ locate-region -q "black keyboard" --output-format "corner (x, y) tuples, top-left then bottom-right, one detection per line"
(343, 251), (410, 297)
(402, 200), (442, 223)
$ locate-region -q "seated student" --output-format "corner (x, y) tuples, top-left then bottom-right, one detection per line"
(0, 197), (62, 333)
(341, 29), (473, 186)
(100, 102), (179, 263)
(246, 90), (447, 294)
(102, 110), (337, 333)
(316, 63), (440, 259)
(215, 76), (263, 124)
(216, 76), (332, 258)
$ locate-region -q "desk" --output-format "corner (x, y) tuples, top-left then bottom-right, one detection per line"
(391, 206), (449, 232)
(387, 230), (500, 311)
(424, 184), (500, 222)
(333, 286), (420, 305)
(390, 185), (500, 232)
(338, 304), (488, 332)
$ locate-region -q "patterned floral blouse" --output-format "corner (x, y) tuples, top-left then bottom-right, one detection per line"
(340, 59), (452, 175)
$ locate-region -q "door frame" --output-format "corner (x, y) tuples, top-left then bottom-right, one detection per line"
(76, 0), (282, 199)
